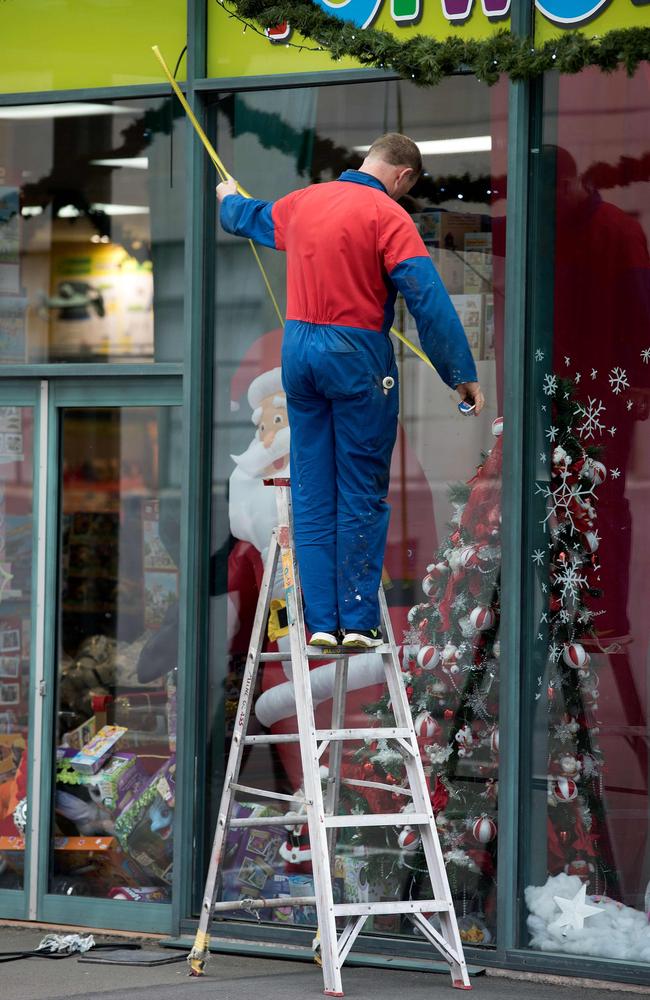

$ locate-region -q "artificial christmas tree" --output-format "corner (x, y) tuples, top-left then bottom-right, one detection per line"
(341, 377), (617, 945)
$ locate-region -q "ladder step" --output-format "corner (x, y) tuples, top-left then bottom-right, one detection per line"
(333, 900), (452, 917)
(259, 644), (392, 661)
(228, 782), (306, 805)
(244, 727), (412, 747)
(212, 895), (316, 913)
(324, 813), (430, 828)
(231, 811), (430, 829)
(231, 813), (307, 827)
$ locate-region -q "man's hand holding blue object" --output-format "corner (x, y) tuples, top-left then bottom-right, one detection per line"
(456, 381), (484, 416)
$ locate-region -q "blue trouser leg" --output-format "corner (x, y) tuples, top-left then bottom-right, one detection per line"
(333, 377), (398, 629)
(285, 389), (338, 632)
(282, 321), (398, 634)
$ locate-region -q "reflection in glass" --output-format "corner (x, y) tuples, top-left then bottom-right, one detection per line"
(524, 65), (650, 962)
(0, 407), (33, 890)
(0, 98), (184, 363)
(206, 78), (507, 947)
(51, 406), (181, 901)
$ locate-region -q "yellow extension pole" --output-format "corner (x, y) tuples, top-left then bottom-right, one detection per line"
(151, 44), (434, 370)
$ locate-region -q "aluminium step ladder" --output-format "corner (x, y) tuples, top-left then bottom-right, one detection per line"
(188, 478), (471, 996)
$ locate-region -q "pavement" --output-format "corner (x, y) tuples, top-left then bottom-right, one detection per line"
(0, 925), (646, 1000)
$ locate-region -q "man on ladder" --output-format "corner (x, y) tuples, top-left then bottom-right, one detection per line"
(217, 133), (484, 651)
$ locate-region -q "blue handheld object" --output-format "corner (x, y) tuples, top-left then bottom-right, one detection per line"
(458, 400), (475, 415)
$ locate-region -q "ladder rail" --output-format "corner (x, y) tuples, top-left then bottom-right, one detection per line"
(187, 531), (280, 976)
(275, 483), (344, 998)
(378, 588), (472, 989)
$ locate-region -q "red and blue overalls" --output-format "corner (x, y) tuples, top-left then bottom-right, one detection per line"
(220, 169), (477, 634)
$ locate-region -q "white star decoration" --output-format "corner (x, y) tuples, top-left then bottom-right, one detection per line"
(611, 468), (620, 479)
(532, 549), (545, 565)
(642, 347), (650, 364)
(535, 349), (545, 361)
(590, 368), (598, 380)
(550, 883), (604, 933)
(564, 356), (571, 367)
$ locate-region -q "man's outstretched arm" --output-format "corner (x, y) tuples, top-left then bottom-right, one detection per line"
(217, 178), (277, 249)
(390, 256), (483, 409)
(381, 211), (484, 413)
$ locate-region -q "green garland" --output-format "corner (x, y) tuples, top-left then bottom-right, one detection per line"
(221, 0), (650, 86)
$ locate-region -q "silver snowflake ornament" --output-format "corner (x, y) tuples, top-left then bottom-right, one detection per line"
(608, 366), (629, 395)
(574, 397), (606, 440)
(542, 373), (558, 397)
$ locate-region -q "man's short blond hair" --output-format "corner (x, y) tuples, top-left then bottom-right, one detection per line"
(367, 133), (422, 176)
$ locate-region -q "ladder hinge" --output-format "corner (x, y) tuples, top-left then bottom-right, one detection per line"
(39, 680), (47, 698)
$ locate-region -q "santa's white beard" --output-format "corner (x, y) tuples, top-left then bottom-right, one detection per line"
(231, 426), (290, 479)
(230, 464), (282, 560)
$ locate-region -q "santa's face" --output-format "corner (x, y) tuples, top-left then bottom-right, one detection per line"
(231, 391), (290, 479)
(258, 393), (290, 476)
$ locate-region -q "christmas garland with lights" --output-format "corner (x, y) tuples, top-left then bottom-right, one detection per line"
(219, 0), (650, 86)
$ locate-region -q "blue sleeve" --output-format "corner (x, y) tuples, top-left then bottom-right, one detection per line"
(389, 255), (478, 388)
(219, 194), (277, 249)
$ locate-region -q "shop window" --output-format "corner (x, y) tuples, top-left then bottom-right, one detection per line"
(523, 64), (650, 961)
(0, 99), (184, 364)
(50, 406), (181, 901)
(207, 77), (507, 948)
(0, 408), (33, 890)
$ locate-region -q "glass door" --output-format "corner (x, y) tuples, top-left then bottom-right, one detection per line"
(3, 377), (184, 931)
(0, 383), (39, 919)
(43, 381), (182, 928)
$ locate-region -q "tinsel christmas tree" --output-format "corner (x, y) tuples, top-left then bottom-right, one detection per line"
(533, 377), (618, 898)
(339, 377), (617, 941)
(338, 416), (503, 944)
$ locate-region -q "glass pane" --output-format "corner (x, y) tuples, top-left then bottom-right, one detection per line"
(0, 406), (33, 890)
(206, 78), (508, 948)
(51, 405), (181, 902)
(523, 64), (650, 960)
(0, 98), (184, 363)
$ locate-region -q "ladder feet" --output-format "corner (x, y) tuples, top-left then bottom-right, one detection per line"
(323, 992), (345, 997)
(187, 947), (208, 976)
(453, 980), (472, 990)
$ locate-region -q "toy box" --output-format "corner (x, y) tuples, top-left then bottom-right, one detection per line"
(113, 759), (175, 884)
(70, 725), (127, 774)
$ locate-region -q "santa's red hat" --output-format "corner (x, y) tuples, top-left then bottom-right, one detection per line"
(230, 328), (284, 413)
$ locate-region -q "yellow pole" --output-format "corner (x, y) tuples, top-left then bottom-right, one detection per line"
(151, 44), (435, 369)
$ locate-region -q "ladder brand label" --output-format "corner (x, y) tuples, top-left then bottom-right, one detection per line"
(281, 549), (297, 625)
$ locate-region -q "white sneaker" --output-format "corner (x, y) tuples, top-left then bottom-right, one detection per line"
(342, 628), (383, 649)
(310, 631), (340, 648)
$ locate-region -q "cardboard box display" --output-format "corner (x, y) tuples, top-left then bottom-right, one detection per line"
(113, 759), (175, 884)
(57, 752), (139, 811)
(463, 233), (493, 294)
(220, 802), (286, 916)
(449, 294), (484, 356)
(61, 716), (97, 752)
(70, 725), (127, 775)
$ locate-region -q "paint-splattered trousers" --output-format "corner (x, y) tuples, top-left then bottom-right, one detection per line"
(282, 320), (399, 633)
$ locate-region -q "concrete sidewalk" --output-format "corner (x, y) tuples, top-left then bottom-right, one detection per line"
(0, 926), (642, 1000)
